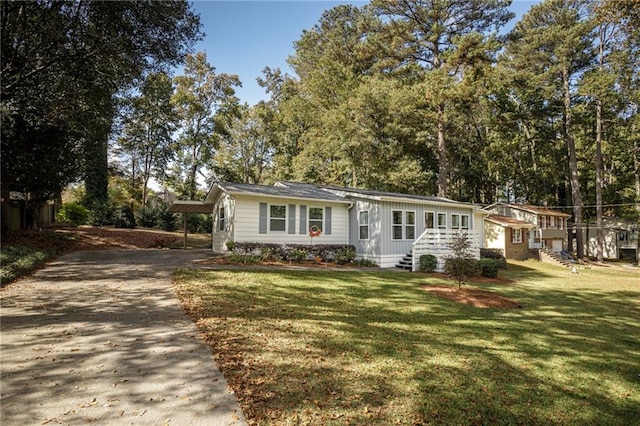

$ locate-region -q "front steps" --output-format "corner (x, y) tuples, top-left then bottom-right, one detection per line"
(539, 248), (573, 268)
(396, 253), (413, 270)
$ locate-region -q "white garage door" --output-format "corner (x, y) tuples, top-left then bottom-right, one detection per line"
(552, 239), (563, 252)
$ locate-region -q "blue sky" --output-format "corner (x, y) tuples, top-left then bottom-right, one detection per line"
(190, 1), (539, 106)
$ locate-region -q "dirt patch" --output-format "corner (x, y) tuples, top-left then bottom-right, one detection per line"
(422, 285), (521, 309)
(423, 271), (514, 285)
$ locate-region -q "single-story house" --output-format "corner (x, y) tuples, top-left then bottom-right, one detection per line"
(581, 219), (639, 260)
(484, 214), (535, 260)
(484, 203), (571, 252)
(170, 181), (489, 271)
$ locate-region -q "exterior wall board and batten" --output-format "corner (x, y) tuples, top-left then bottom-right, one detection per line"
(212, 193), (349, 251)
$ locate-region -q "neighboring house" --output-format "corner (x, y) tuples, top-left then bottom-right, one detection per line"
(170, 181), (488, 271)
(1, 189), (56, 233)
(484, 214), (535, 260)
(582, 219), (639, 260)
(485, 203), (571, 252)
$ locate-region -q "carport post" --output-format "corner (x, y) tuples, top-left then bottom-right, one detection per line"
(183, 212), (187, 249)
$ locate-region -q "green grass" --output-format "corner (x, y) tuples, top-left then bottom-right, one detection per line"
(173, 261), (640, 425)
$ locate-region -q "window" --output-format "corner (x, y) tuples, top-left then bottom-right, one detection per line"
(550, 216), (556, 229)
(559, 217), (564, 230)
(539, 215), (546, 229)
(359, 210), (369, 240)
(405, 211), (415, 240)
(437, 213), (447, 229)
(512, 228), (523, 244)
(452, 214), (460, 230)
(392, 210), (403, 240)
(461, 215), (469, 230)
(309, 207), (323, 233)
(218, 207), (225, 231)
(425, 211), (435, 229)
(270, 205), (286, 232)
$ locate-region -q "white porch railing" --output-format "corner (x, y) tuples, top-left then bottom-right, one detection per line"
(411, 229), (482, 272)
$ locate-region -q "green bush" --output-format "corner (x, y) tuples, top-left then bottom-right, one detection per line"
(187, 213), (212, 233)
(89, 202), (117, 226)
(56, 203), (89, 226)
(1, 246), (48, 285)
(137, 206), (158, 228)
(289, 249), (307, 262)
(479, 258), (500, 278)
(158, 205), (177, 232)
(226, 240), (236, 252)
(335, 247), (356, 265)
(479, 248), (507, 268)
(114, 205), (136, 228)
(354, 258), (377, 267)
(444, 258), (480, 288)
(226, 253), (260, 264)
(419, 254), (438, 272)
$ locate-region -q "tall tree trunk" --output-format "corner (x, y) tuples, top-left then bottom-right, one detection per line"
(562, 68), (584, 259)
(437, 103), (448, 197)
(595, 25), (605, 263)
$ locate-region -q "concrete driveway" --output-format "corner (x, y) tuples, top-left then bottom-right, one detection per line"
(0, 250), (246, 425)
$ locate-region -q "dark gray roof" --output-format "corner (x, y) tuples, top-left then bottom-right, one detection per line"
(217, 181), (350, 203)
(297, 182), (475, 206)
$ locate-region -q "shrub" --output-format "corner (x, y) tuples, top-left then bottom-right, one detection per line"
(137, 206), (158, 228)
(260, 247), (275, 261)
(354, 258), (377, 267)
(56, 203), (89, 226)
(187, 213), (213, 233)
(479, 248), (507, 269)
(334, 247), (356, 265)
(88, 202), (117, 226)
(445, 233), (478, 288)
(419, 254), (438, 272)
(289, 249), (307, 262)
(444, 258), (480, 287)
(157, 205), (177, 232)
(226, 240), (236, 252)
(114, 205), (136, 228)
(479, 258), (501, 278)
(226, 253), (260, 264)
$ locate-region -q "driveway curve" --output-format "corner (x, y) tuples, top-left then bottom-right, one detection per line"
(0, 249), (246, 426)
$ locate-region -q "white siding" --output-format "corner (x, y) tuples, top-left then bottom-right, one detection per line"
(232, 195), (349, 245)
(484, 221), (505, 251)
(211, 193), (234, 252)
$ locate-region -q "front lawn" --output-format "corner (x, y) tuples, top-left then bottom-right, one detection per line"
(173, 261), (640, 425)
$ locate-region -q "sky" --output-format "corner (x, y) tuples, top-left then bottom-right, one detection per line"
(189, 1), (540, 106)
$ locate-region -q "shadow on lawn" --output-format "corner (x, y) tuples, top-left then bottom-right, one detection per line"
(176, 268), (640, 425)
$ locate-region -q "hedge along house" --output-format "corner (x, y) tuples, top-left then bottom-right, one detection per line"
(186, 181), (488, 271)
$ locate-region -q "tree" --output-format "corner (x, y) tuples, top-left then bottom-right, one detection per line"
(1, 1), (201, 226)
(444, 232), (479, 289)
(117, 72), (176, 209)
(168, 52), (241, 200)
(369, 0), (513, 197)
(213, 103), (275, 184)
(502, 0), (594, 258)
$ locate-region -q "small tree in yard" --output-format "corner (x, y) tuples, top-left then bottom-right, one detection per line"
(444, 232), (479, 289)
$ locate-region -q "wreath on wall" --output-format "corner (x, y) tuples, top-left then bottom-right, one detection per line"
(309, 225), (322, 238)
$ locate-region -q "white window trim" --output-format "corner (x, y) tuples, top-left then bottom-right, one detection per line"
(358, 210), (369, 240)
(308, 206), (324, 233)
(512, 228), (523, 244)
(437, 213), (447, 230)
(425, 211), (435, 229)
(269, 204), (287, 233)
(452, 213), (460, 230)
(392, 209), (403, 240)
(405, 210), (416, 240)
(218, 206), (225, 232)
(461, 214), (470, 230)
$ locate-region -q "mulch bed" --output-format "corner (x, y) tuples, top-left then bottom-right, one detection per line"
(421, 284), (521, 309)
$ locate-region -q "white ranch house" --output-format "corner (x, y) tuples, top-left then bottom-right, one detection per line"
(170, 181), (488, 271)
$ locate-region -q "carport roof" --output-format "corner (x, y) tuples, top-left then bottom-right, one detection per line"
(167, 201), (213, 214)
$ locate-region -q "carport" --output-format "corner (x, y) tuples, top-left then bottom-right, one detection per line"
(167, 201), (214, 249)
